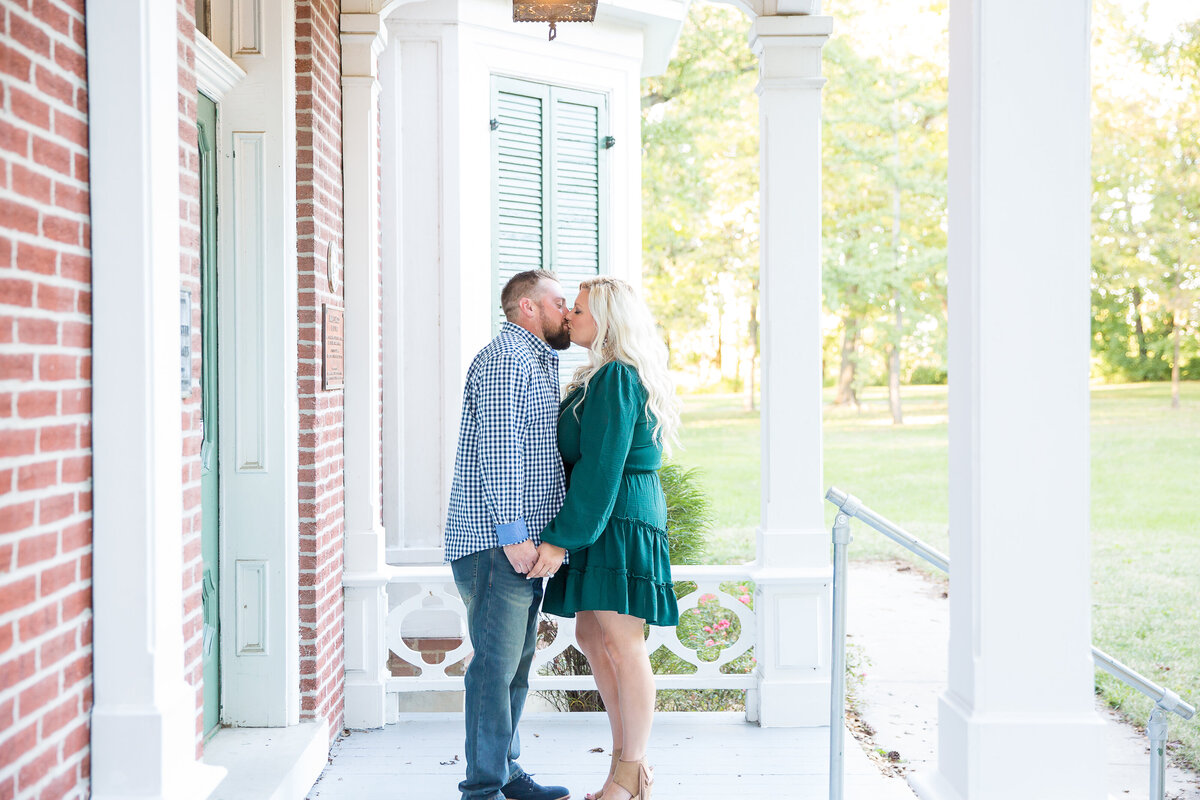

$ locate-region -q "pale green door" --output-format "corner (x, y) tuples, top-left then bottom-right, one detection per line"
(197, 91), (221, 738)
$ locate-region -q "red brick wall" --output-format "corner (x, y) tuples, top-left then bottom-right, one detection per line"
(296, 0), (346, 736)
(0, 1), (94, 797)
(175, 1), (206, 755)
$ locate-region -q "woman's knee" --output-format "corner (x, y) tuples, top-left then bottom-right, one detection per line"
(599, 624), (647, 667)
(575, 613), (606, 657)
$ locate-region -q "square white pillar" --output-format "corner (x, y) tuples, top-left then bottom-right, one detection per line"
(342, 13), (387, 570)
(748, 14), (834, 727)
(341, 12), (391, 729)
(88, 0), (225, 795)
(910, 2), (1106, 798)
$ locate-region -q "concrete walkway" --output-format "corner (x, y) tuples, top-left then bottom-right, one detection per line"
(845, 559), (1200, 800)
(308, 712), (917, 799)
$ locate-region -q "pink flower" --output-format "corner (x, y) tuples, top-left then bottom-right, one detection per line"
(699, 593), (716, 605)
(736, 585), (749, 593)
(703, 625), (712, 633)
(705, 639), (716, 647)
(716, 619), (730, 630)
(738, 594), (751, 604)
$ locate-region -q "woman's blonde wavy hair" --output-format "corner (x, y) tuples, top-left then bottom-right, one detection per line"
(565, 276), (681, 453)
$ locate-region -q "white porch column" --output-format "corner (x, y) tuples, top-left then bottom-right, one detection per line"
(341, 12), (391, 728)
(88, 1), (223, 796)
(748, 14), (833, 727)
(910, 2), (1106, 798)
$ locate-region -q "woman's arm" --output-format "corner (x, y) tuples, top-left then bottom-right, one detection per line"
(539, 362), (642, 551)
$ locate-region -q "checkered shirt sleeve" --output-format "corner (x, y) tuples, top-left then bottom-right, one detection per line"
(443, 324), (566, 562)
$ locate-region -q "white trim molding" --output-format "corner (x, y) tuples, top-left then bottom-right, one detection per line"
(87, 1), (225, 796)
(195, 33), (247, 100)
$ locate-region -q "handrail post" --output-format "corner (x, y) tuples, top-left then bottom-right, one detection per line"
(1148, 706), (1168, 800)
(829, 509), (854, 800)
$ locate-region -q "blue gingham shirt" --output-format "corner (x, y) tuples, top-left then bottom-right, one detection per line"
(443, 322), (567, 562)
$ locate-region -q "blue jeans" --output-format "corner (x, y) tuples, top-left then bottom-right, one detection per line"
(451, 548), (543, 800)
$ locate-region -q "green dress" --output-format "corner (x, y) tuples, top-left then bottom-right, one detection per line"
(541, 361), (679, 627)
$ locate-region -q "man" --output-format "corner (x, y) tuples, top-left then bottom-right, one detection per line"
(444, 270), (573, 800)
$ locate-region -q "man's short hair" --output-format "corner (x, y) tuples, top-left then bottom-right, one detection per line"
(500, 269), (558, 321)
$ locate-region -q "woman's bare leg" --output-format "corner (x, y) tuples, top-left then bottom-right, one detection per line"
(594, 611), (654, 800)
(575, 610), (622, 798)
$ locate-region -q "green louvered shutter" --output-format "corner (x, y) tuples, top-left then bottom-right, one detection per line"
(491, 78), (608, 386)
(548, 86), (607, 386)
(492, 78), (551, 331)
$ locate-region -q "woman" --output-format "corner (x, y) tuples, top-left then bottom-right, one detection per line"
(528, 276), (681, 800)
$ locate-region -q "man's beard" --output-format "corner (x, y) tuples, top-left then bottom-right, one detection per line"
(541, 310), (571, 351)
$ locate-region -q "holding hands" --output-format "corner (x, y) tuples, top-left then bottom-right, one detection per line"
(503, 540), (565, 579)
(503, 540), (538, 574)
(527, 542), (566, 579)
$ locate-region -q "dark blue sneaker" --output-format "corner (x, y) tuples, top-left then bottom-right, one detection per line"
(501, 773), (570, 800)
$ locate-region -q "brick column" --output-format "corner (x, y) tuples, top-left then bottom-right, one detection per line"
(0, 1), (95, 795)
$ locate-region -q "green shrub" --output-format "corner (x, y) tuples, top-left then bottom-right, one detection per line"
(908, 364), (948, 385)
(659, 461), (712, 567)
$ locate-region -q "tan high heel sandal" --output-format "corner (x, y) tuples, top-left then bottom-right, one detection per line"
(610, 758), (653, 800)
(585, 748), (621, 800)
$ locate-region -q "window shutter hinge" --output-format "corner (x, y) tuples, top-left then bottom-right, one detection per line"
(490, 118), (500, 131)
(603, 135), (616, 149)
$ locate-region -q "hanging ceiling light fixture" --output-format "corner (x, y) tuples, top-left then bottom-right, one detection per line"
(512, 1), (598, 41)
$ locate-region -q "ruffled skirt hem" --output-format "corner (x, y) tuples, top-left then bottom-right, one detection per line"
(542, 516), (679, 627)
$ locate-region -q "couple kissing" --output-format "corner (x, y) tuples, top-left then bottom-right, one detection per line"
(444, 270), (681, 800)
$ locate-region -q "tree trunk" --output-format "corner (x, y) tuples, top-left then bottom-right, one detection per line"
(1172, 312), (1181, 410)
(714, 298), (724, 375)
(835, 314), (859, 407)
(745, 288), (759, 411)
(886, 97), (904, 425)
(888, 290), (903, 425)
(1132, 286), (1147, 360)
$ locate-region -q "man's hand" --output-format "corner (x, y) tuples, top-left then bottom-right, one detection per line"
(503, 540), (538, 574)
(528, 543), (566, 580)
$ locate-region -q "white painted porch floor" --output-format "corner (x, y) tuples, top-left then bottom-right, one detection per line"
(307, 712), (915, 799)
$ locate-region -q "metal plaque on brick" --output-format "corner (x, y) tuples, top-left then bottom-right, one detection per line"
(322, 304), (345, 391)
(180, 289), (192, 396)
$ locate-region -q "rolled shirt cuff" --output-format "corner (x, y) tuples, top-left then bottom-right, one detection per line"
(495, 518), (530, 546)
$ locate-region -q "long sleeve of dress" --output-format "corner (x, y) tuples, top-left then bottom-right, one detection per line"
(540, 362), (642, 552)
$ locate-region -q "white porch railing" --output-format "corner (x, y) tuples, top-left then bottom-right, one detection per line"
(382, 565), (757, 696)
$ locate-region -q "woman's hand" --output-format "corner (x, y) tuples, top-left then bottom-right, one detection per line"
(528, 543), (566, 579)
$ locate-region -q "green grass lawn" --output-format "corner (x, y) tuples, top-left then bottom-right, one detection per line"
(673, 381), (1200, 768)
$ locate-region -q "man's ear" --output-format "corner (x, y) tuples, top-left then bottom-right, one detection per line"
(518, 296), (536, 319)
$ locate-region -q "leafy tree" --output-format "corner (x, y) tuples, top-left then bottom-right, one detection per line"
(641, 3), (758, 389)
(643, 1), (950, 414)
(1091, 6), (1200, 398)
(821, 34), (947, 418)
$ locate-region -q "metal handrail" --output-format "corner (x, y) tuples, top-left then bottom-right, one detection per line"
(824, 486), (1195, 800)
(825, 487), (950, 572)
